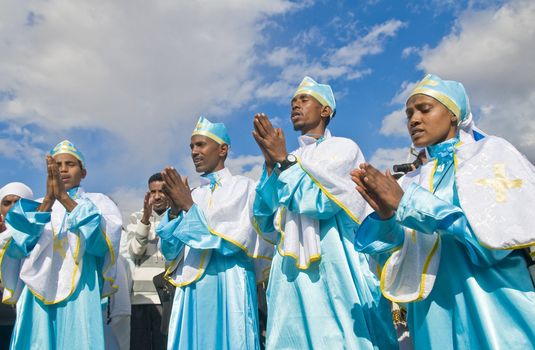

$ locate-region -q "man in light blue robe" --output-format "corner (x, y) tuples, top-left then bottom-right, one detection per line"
(0, 140), (121, 350)
(352, 74), (535, 349)
(252, 77), (398, 349)
(156, 117), (274, 350)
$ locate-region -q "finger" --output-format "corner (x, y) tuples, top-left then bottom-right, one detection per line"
(168, 168), (183, 186)
(258, 114), (275, 134)
(163, 168), (177, 186)
(385, 169), (397, 181)
(182, 177), (189, 188)
(253, 117), (269, 137)
(252, 131), (267, 147)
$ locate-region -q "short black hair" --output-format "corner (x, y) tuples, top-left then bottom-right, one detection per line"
(148, 172), (163, 184)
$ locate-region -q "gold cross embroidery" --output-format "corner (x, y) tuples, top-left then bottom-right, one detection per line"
(475, 163), (522, 202)
(53, 235), (68, 259)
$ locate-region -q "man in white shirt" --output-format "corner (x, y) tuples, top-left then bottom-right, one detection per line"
(123, 173), (169, 350)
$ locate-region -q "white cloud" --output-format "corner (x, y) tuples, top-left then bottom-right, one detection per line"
(379, 108), (410, 138)
(108, 185), (146, 224)
(369, 147), (412, 172)
(225, 154), (265, 181)
(0, 0), (296, 186)
(258, 18), (405, 104)
(265, 47), (303, 67)
(416, 0), (535, 160)
(329, 19), (406, 66)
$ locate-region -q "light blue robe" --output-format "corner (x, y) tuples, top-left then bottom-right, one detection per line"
(4, 188), (114, 350)
(157, 204), (260, 350)
(356, 138), (535, 349)
(254, 162), (397, 349)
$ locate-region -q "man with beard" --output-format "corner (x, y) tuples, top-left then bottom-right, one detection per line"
(252, 77), (397, 349)
(156, 117), (273, 350)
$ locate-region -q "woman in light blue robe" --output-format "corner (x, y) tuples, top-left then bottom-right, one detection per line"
(353, 74), (535, 349)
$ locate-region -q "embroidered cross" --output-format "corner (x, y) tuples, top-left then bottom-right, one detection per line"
(53, 235), (68, 259)
(475, 163), (522, 202)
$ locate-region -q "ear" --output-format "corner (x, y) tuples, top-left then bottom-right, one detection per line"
(81, 168), (87, 179)
(321, 105), (333, 118)
(219, 143), (229, 158)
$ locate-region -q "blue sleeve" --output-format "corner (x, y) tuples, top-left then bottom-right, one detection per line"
(354, 212), (405, 266)
(5, 199), (50, 258)
(253, 166), (278, 233)
(396, 183), (510, 266)
(156, 210), (185, 261)
(157, 205), (240, 260)
(67, 199), (109, 257)
(276, 163), (341, 220)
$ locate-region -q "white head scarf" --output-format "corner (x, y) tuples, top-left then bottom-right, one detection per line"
(0, 182), (34, 201)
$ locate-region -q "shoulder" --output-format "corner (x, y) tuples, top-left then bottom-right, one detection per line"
(83, 192), (121, 215)
(324, 136), (360, 150)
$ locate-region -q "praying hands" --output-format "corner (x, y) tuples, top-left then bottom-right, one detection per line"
(161, 167), (193, 217)
(38, 155), (77, 212)
(252, 113), (288, 174)
(350, 163), (404, 220)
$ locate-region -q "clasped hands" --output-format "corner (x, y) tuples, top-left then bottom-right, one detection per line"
(350, 164), (405, 220)
(161, 167), (193, 218)
(252, 113), (288, 174)
(39, 155), (77, 212)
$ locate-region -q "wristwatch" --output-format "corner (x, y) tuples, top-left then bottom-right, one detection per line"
(278, 154), (297, 172)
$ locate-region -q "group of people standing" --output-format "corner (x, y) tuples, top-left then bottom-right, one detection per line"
(1, 74), (534, 350)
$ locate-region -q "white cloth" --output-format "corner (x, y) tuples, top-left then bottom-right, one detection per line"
(382, 135), (535, 302)
(0, 182), (33, 201)
(274, 129), (370, 268)
(166, 168), (274, 286)
(0, 188), (122, 304)
(122, 210), (166, 305)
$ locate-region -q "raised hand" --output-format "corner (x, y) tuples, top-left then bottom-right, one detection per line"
(351, 163), (404, 220)
(252, 113), (288, 168)
(161, 167), (193, 216)
(141, 192), (153, 225)
(38, 156), (57, 212)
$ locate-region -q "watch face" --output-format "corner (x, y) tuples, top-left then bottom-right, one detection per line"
(287, 154), (297, 162)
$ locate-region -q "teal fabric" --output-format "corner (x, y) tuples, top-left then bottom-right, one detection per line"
(5, 193), (108, 350)
(157, 204), (260, 350)
(410, 74), (469, 121)
(191, 116), (231, 145)
(254, 165), (397, 349)
(50, 140), (86, 167)
(356, 138), (535, 349)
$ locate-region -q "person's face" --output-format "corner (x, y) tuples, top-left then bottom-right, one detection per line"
(1, 194), (21, 219)
(53, 153), (86, 190)
(290, 94), (330, 134)
(148, 180), (169, 213)
(190, 135), (227, 174)
(406, 94), (458, 148)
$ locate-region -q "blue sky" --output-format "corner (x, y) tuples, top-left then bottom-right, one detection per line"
(1, 0), (534, 217)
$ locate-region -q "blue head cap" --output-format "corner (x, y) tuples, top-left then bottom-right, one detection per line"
(408, 74), (470, 122)
(191, 116), (231, 146)
(50, 140), (85, 168)
(294, 76), (336, 117)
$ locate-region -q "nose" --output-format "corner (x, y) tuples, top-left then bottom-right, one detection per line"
(408, 113), (422, 128)
(59, 163), (68, 172)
